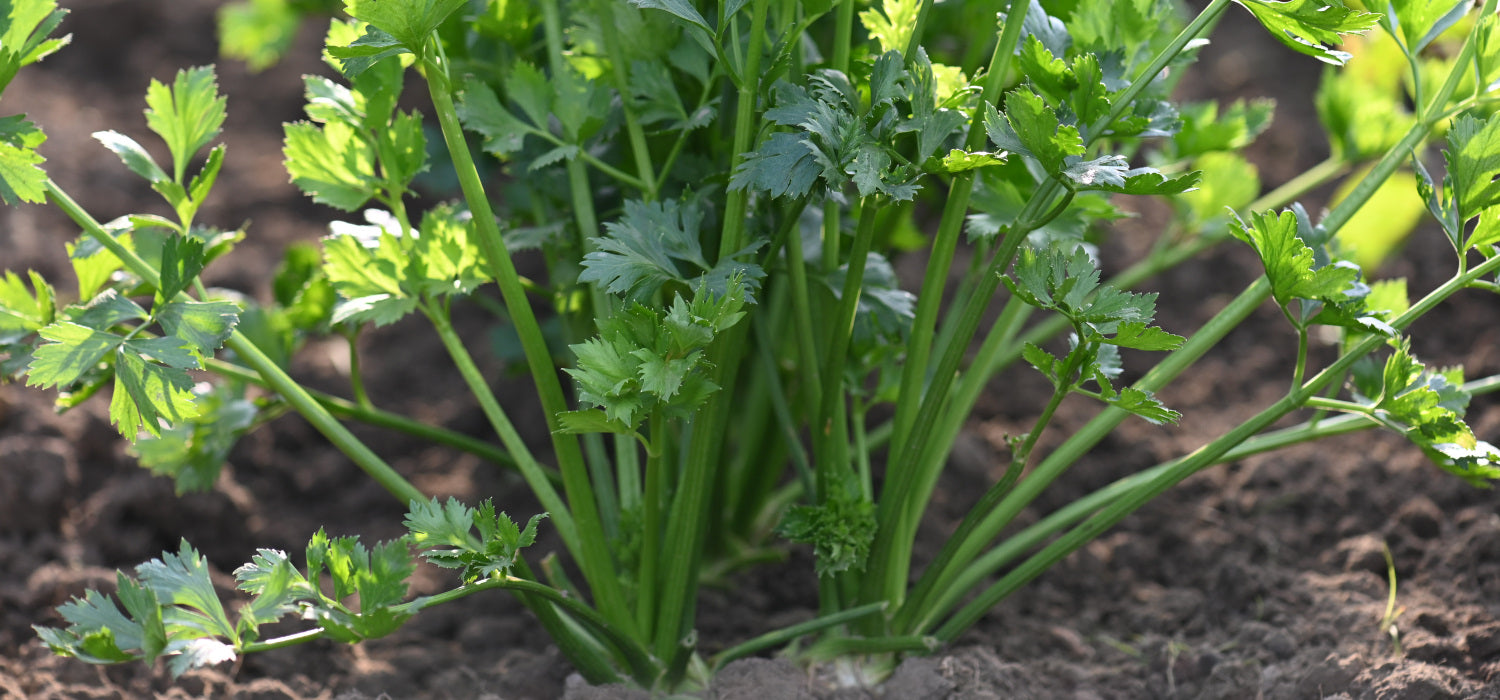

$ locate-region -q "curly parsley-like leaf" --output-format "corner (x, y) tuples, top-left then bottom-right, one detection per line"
(777, 488), (875, 577)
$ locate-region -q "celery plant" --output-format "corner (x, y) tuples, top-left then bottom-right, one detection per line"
(2, 0), (1498, 692)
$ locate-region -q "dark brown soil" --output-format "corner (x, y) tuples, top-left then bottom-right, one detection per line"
(3, 2), (1498, 699)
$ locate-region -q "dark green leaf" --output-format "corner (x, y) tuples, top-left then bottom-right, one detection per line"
(156, 300), (239, 356)
(729, 131), (823, 198)
(110, 350), (199, 439)
(135, 541), (236, 641)
(776, 488), (875, 577)
(455, 78), (534, 157)
(157, 235), (206, 303)
(325, 25), (408, 80)
(26, 322), (124, 388)
(630, 0), (714, 53)
(987, 90), (1084, 176)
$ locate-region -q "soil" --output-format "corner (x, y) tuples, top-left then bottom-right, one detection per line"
(2, 2), (1499, 699)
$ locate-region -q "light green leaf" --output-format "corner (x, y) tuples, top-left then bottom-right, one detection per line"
(1178, 152), (1259, 223)
(1384, 0), (1469, 56)
(133, 383), (257, 495)
(556, 408), (640, 436)
(27, 322), (123, 388)
(144, 66), (227, 182)
(342, 0), (465, 50)
(283, 120), (379, 211)
(1236, 0), (1381, 66)
(860, 0), (921, 54)
(1106, 322), (1185, 351)
(188, 145), (225, 206)
(940, 149), (1007, 172)
(0, 0), (69, 94)
(1230, 209), (1361, 310)
(986, 91), (1084, 176)
(157, 235), (206, 303)
(374, 109), (427, 189)
(0, 138), (48, 204)
(217, 0), (300, 72)
(0, 269), (53, 343)
(1333, 165), (1426, 270)
(1445, 114), (1500, 224)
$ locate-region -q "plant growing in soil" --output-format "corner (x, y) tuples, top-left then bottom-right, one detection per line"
(2, 0), (1499, 691)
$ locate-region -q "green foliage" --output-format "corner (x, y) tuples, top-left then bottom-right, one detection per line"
(1006, 245), (1184, 423)
(564, 281), (747, 429)
(1351, 341), (1500, 486)
(406, 498), (547, 582)
(10, 0), (1500, 692)
(731, 50), (965, 201)
(1414, 113), (1500, 252)
(1234, 0), (1381, 65)
(0, 114), (48, 204)
(579, 197), (762, 302)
